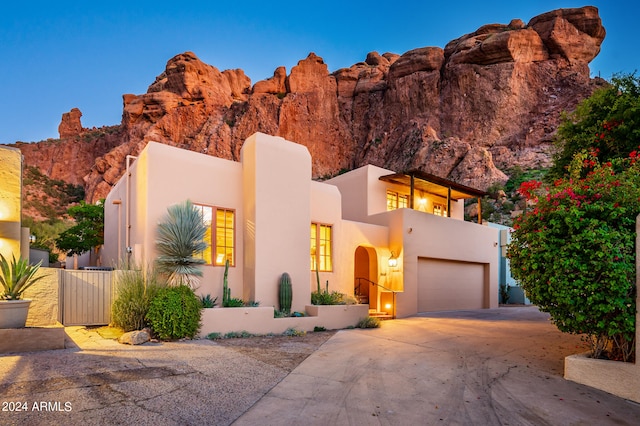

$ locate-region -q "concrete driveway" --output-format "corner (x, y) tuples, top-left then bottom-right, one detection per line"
(235, 306), (640, 425)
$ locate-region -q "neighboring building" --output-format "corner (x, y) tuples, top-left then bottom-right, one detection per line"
(0, 145), (29, 261)
(489, 222), (530, 305)
(103, 133), (499, 317)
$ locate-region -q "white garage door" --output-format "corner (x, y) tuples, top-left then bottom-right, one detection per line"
(418, 258), (486, 312)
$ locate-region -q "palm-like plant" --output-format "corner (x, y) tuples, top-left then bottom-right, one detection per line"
(155, 200), (207, 287)
(0, 254), (44, 300)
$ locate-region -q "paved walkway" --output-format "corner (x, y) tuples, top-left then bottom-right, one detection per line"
(235, 306), (640, 425)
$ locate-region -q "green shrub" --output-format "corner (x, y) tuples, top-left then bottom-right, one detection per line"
(224, 330), (253, 338)
(357, 316), (381, 329)
(508, 154), (638, 361)
(111, 265), (166, 332)
(274, 309), (288, 318)
(313, 326), (326, 332)
(311, 290), (345, 305)
(146, 285), (202, 340)
(206, 332), (222, 340)
(224, 297), (245, 307)
(200, 294), (218, 308)
(283, 327), (306, 337)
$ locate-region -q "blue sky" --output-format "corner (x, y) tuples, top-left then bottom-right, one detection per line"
(0, 1), (636, 145)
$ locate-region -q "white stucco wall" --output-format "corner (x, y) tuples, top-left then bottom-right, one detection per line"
(242, 133), (311, 311)
(104, 142), (245, 299)
(369, 208), (499, 318)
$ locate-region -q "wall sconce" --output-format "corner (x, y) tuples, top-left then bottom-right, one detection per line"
(29, 235), (36, 244)
(388, 251), (398, 268)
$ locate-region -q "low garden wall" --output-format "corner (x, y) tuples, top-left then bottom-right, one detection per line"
(563, 215), (640, 403)
(199, 304), (369, 337)
(22, 267), (59, 326)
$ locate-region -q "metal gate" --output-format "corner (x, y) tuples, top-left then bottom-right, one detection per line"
(59, 270), (113, 326)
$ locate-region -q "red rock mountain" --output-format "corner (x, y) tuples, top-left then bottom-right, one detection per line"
(15, 6), (606, 206)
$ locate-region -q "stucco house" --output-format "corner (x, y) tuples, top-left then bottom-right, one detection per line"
(103, 132), (499, 318)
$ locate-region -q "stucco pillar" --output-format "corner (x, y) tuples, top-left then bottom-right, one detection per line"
(241, 133), (312, 311)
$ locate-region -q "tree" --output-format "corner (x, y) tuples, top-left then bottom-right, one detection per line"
(155, 200), (207, 287)
(550, 73), (640, 178)
(55, 200), (105, 257)
(509, 73), (640, 362)
(508, 153), (638, 361)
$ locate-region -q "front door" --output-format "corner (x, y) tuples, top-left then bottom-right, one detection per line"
(354, 246), (378, 310)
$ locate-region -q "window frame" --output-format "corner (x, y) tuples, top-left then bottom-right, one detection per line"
(433, 202), (447, 217)
(193, 203), (236, 267)
(310, 222), (333, 272)
(386, 190), (408, 211)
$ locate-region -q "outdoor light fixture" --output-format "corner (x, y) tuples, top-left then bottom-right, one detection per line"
(385, 303), (392, 310)
(388, 251), (398, 268)
(29, 235), (36, 244)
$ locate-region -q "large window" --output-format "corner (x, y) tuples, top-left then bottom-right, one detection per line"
(386, 190), (408, 211)
(194, 204), (235, 266)
(310, 223), (332, 271)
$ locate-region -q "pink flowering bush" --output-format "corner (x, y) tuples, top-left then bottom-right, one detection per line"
(508, 152), (638, 361)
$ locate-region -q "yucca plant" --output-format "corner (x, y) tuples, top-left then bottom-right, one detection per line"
(155, 200), (207, 287)
(0, 254), (44, 300)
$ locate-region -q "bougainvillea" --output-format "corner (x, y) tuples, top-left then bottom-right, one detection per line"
(508, 152), (638, 361)
(551, 73), (640, 178)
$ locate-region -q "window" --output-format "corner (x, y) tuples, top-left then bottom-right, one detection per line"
(194, 204), (235, 266)
(433, 203), (447, 217)
(310, 223), (332, 271)
(386, 190), (408, 211)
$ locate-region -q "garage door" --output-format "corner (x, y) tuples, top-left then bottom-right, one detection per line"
(417, 258), (486, 312)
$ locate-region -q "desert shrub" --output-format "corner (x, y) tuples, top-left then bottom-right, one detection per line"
(357, 316), (381, 329)
(146, 285), (202, 340)
(224, 297), (245, 307)
(283, 327), (306, 337)
(274, 309), (288, 318)
(311, 290), (345, 305)
(200, 294), (218, 308)
(111, 265), (166, 332)
(313, 326), (326, 332)
(224, 330), (253, 338)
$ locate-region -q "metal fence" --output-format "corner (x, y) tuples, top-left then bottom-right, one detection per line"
(58, 269), (114, 326)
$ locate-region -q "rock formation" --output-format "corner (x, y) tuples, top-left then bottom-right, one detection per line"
(58, 107), (84, 138)
(16, 6), (607, 204)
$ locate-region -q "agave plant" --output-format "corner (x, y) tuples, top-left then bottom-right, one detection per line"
(155, 200), (207, 287)
(0, 254), (44, 300)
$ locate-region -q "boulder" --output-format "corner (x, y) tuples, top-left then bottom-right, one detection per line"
(118, 330), (151, 345)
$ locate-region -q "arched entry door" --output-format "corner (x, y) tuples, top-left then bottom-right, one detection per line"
(354, 246), (378, 310)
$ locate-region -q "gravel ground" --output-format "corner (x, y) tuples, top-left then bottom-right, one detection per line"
(0, 328), (335, 426)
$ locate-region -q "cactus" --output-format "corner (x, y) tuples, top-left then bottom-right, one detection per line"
(222, 259), (231, 307)
(279, 272), (292, 313)
(316, 268), (321, 293)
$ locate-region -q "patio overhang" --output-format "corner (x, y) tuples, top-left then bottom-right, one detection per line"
(379, 170), (488, 224)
